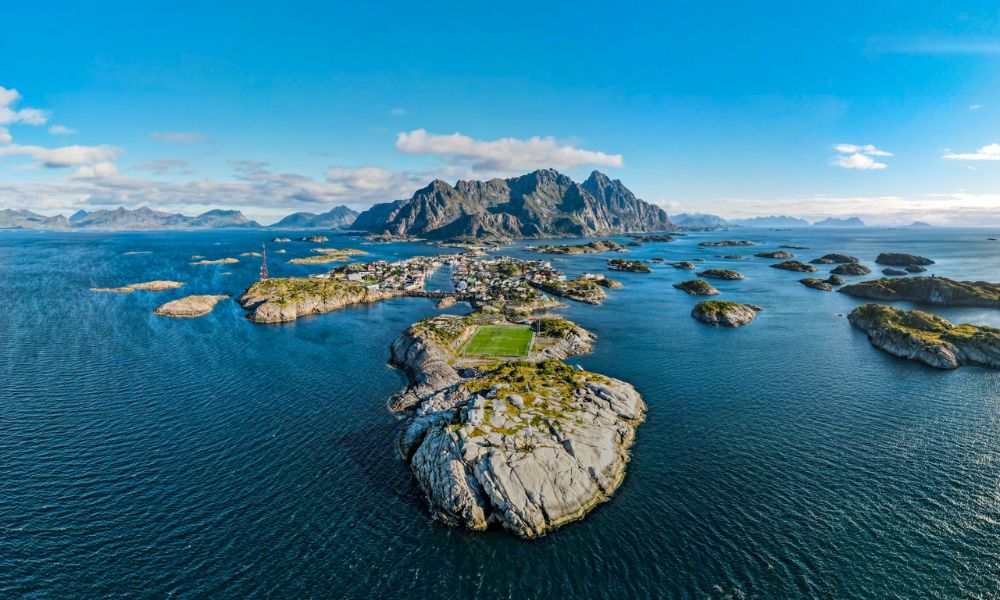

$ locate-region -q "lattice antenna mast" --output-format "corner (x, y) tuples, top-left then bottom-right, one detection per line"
(259, 243), (269, 280)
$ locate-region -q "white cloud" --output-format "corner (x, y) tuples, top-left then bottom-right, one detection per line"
(0, 86), (48, 126)
(969, 104), (983, 111)
(132, 158), (189, 175)
(151, 131), (207, 144)
(73, 161), (119, 179)
(48, 124), (77, 135)
(831, 143), (891, 169)
(395, 129), (624, 171)
(0, 127), (10, 144)
(942, 143), (1000, 161)
(0, 143), (121, 167)
(833, 143), (892, 156)
(832, 153), (888, 170)
(388, 108), (407, 116)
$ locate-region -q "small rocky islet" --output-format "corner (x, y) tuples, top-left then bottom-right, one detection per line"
(849, 303), (999, 369)
(154, 294), (229, 318)
(91, 280), (184, 293)
(698, 240), (754, 248)
(691, 300), (762, 327)
(770, 260), (818, 273)
(696, 269), (744, 281)
(809, 253), (859, 265)
(755, 250), (794, 259)
(673, 279), (720, 295)
(607, 258), (652, 273)
(830, 262), (872, 276)
(875, 252), (935, 267)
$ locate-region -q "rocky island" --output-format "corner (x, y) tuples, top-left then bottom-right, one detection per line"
(668, 261), (697, 270)
(91, 280), (184, 293)
(839, 276), (1000, 308)
(691, 300), (763, 327)
(389, 313), (644, 537)
(875, 253), (935, 266)
(191, 257), (239, 265)
(755, 251), (794, 259)
(608, 259), (652, 273)
(288, 248), (367, 264)
(831, 263), (872, 276)
(699, 240), (754, 248)
(696, 269), (744, 281)
(528, 240), (626, 255)
(882, 268), (908, 276)
(673, 279), (720, 295)
(848, 303), (999, 369)
(770, 260), (818, 273)
(799, 278), (833, 291)
(630, 234), (676, 242)
(809, 253), (859, 265)
(154, 295), (229, 318)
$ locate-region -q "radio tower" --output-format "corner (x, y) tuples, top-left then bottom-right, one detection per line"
(259, 243), (269, 280)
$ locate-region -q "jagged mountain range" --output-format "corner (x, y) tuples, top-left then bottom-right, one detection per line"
(0, 207), (262, 230)
(352, 169), (674, 239)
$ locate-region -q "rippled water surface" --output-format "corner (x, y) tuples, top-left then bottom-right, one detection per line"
(2, 228), (1000, 598)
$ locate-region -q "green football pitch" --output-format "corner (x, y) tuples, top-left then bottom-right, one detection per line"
(461, 326), (533, 357)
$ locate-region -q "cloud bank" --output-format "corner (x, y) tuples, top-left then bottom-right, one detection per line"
(396, 129), (624, 171)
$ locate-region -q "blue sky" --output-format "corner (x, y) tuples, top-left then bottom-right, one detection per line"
(1, 1), (999, 224)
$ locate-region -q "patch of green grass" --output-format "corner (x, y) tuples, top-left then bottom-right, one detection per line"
(462, 325), (533, 357)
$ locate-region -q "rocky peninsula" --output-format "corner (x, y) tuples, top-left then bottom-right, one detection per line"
(238, 277), (404, 323)
(388, 313), (645, 538)
(673, 279), (720, 295)
(848, 304), (999, 369)
(691, 300), (762, 327)
(839, 276), (1000, 308)
(154, 295), (229, 318)
(91, 280), (184, 293)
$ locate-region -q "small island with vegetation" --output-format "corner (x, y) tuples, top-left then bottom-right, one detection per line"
(848, 303), (999, 369)
(831, 262), (872, 276)
(810, 253), (859, 264)
(696, 269), (744, 280)
(755, 251), (794, 259)
(691, 300), (762, 327)
(673, 279), (720, 295)
(770, 260), (818, 273)
(839, 276), (1000, 308)
(288, 248), (367, 264)
(528, 240), (626, 254)
(608, 258), (652, 273)
(699, 240), (754, 248)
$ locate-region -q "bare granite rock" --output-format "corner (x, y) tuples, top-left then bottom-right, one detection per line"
(154, 295), (229, 318)
(91, 280), (184, 293)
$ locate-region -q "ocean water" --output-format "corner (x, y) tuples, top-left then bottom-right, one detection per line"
(2, 227), (1000, 599)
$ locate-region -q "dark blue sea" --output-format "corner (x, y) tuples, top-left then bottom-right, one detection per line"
(2, 227), (999, 599)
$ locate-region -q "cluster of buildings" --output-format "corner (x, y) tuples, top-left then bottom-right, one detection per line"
(450, 256), (562, 307)
(324, 255), (455, 292)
